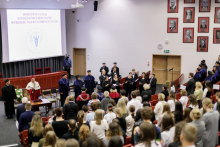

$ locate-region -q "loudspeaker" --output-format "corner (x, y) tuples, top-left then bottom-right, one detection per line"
(94, 1), (98, 11)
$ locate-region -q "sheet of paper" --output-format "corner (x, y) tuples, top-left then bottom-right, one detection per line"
(180, 85), (186, 90)
(213, 84), (219, 90)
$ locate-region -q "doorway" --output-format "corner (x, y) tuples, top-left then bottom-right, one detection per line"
(152, 54), (181, 84)
(73, 48), (86, 76)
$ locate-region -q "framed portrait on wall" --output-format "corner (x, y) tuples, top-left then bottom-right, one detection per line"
(216, 0), (220, 3)
(183, 7), (195, 23)
(183, 28), (194, 43)
(167, 18), (178, 33)
(199, 0), (211, 12)
(184, 0), (195, 3)
(213, 28), (220, 44)
(197, 36), (208, 52)
(198, 17), (209, 33)
(214, 8), (220, 23)
(168, 0), (179, 13)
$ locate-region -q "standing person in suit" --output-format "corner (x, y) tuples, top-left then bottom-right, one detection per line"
(99, 70), (106, 86)
(132, 69), (138, 90)
(100, 63), (109, 75)
(1, 79), (17, 119)
(73, 75), (83, 101)
(58, 73), (70, 107)
(139, 72), (148, 95)
(148, 73), (157, 95)
(84, 70), (96, 96)
(111, 62), (120, 76)
(18, 103), (34, 132)
(111, 67), (119, 78)
(125, 72), (134, 97)
(186, 73), (195, 95)
(161, 84), (169, 102)
(63, 55), (72, 80)
(63, 95), (78, 121)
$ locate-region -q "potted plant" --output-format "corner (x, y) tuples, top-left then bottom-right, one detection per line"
(15, 88), (23, 103)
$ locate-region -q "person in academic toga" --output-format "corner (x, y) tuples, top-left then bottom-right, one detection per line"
(1, 79), (17, 119)
(148, 73), (157, 95)
(125, 72), (134, 97)
(132, 69), (138, 90)
(102, 76), (110, 93)
(111, 62), (120, 76)
(100, 63), (109, 75)
(84, 70), (96, 96)
(199, 39), (206, 48)
(169, 20), (176, 30)
(200, 19), (207, 29)
(201, 0), (209, 8)
(73, 75), (83, 100)
(26, 76), (41, 101)
(186, 9), (192, 19)
(170, 0), (176, 9)
(194, 68), (202, 83)
(185, 30), (191, 40)
(63, 55), (72, 80)
(58, 73), (70, 107)
(99, 69), (106, 86)
(186, 73), (195, 95)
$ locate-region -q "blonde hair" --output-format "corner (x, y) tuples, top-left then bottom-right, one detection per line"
(69, 95), (74, 101)
(181, 124), (197, 142)
(195, 82), (202, 90)
(115, 107), (123, 118)
(118, 100), (127, 114)
(169, 91), (176, 102)
(30, 114), (43, 137)
(202, 98), (214, 109)
(180, 90), (188, 96)
(79, 125), (90, 141)
(190, 108), (202, 120)
(65, 139), (79, 147)
(65, 96), (70, 104)
(44, 131), (57, 147)
(94, 109), (103, 125)
(110, 89), (117, 93)
(43, 124), (54, 137)
(25, 103), (32, 110)
(158, 93), (165, 101)
(104, 91), (109, 97)
(143, 84), (150, 90)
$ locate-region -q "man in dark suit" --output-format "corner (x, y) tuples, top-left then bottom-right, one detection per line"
(186, 73), (195, 95)
(100, 63), (109, 75)
(63, 95), (78, 121)
(18, 103), (34, 132)
(16, 97), (34, 122)
(111, 62), (120, 76)
(99, 70), (106, 86)
(132, 69), (138, 90)
(148, 72), (157, 95)
(161, 84), (169, 101)
(111, 67), (119, 78)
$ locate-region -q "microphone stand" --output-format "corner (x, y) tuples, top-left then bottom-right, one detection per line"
(169, 67), (174, 81)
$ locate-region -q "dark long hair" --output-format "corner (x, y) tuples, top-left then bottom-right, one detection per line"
(174, 101), (183, 123)
(205, 80), (212, 93)
(135, 109), (142, 122)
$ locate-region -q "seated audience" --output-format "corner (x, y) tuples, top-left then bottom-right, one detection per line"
(38, 124), (55, 147)
(141, 84), (152, 102)
(189, 108), (205, 147)
(188, 94), (199, 109)
(102, 122), (124, 146)
(201, 98), (219, 147)
(168, 122), (186, 147)
(78, 125), (90, 147)
(202, 80), (213, 98)
(125, 105), (135, 136)
(213, 92), (220, 111)
(109, 86), (120, 104)
(143, 102), (156, 123)
(65, 139), (79, 147)
(194, 82), (203, 108)
(118, 99), (128, 118)
(76, 110), (89, 131)
(186, 72), (195, 95)
(183, 108), (192, 123)
(43, 131), (57, 147)
(170, 81), (176, 93)
(76, 87), (91, 110)
(85, 102), (97, 123)
(115, 107), (127, 133)
(63, 95), (78, 121)
(161, 114), (175, 147)
(16, 97), (33, 122)
(174, 101), (183, 123)
(109, 99), (116, 112)
(82, 133), (106, 147)
(179, 90), (188, 110)
(90, 109), (108, 139)
(135, 122), (162, 147)
(108, 136), (123, 147)
(157, 103), (174, 127)
(56, 139), (66, 147)
(28, 114), (44, 146)
(154, 93), (166, 120)
(167, 91), (176, 112)
(101, 91), (112, 112)
(161, 84), (169, 101)
(19, 103), (34, 132)
(96, 86), (105, 101)
(52, 108), (69, 138)
(62, 119), (79, 140)
(117, 89), (129, 105)
(104, 104), (116, 124)
(87, 92), (100, 112)
(127, 91), (142, 115)
(180, 124), (197, 147)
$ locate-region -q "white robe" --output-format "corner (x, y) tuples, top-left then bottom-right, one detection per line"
(26, 81), (41, 90)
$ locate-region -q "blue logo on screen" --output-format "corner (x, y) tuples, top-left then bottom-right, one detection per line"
(26, 28), (47, 54)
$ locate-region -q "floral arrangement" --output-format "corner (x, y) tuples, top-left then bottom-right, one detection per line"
(15, 88), (23, 101)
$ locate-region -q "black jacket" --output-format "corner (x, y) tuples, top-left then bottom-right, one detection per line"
(186, 78), (195, 95)
(100, 66), (109, 75)
(148, 78), (157, 92)
(99, 75), (106, 85)
(62, 130), (79, 140)
(52, 120), (69, 138)
(117, 117), (127, 133)
(161, 90), (169, 101)
(168, 142), (181, 147)
(141, 89), (152, 102)
(63, 102), (78, 121)
(132, 73), (138, 81)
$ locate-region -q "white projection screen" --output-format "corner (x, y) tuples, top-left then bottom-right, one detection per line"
(1, 9), (66, 63)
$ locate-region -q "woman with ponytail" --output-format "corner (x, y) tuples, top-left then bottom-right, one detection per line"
(104, 104), (116, 124)
(76, 111), (89, 132)
(125, 105), (135, 136)
(62, 119), (79, 140)
(201, 98), (219, 147)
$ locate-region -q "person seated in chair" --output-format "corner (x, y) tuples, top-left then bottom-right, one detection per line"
(63, 95), (78, 121)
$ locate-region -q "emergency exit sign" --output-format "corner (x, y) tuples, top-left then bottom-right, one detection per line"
(164, 50), (169, 53)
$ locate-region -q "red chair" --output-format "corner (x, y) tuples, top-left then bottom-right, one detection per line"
(149, 101), (154, 106)
(42, 117), (47, 122)
(151, 95), (158, 101)
(153, 120), (158, 124)
(124, 136), (131, 145)
(35, 68), (43, 75)
(153, 100), (158, 106)
(123, 144), (132, 147)
(151, 106), (155, 110)
(175, 93), (181, 100)
(0, 72), (3, 78)
(211, 95), (217, 103)
(23, 137), (29, 147)
(44, 67), (51, 74)
(20, 130), (28, 146)
(167, 96), (169, 101)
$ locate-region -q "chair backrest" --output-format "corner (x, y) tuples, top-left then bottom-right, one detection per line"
(149, 101), (154, 106)
(35, 68), (43, 75)
(151, 106), (155, 110)
(151, 95), (157, 101)
(42, 89), (52, 97)
(44, 67), (51, 74)
(175, 93), (181, 100)
(42, 117), (47, 122)
(124, 136), (131, 145)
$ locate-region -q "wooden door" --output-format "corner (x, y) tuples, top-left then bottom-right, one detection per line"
(152, 55), (167, 84)
(73, 48), (86, 76)
(167, 56), (181, 82)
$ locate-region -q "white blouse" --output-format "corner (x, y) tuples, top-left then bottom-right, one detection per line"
(125, 114), (135, 136)
(154, 101), (167, 120)
(161, 126), (175, 147)
(90, 119), (108, 139)
(167, 100), (175, 112)
(170, 85), (175, 93)
(179, 96), (188, 110)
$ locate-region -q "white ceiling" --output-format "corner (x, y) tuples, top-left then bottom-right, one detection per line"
(0, 0), (89, 9)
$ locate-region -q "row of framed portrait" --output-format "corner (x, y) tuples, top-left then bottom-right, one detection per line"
(168, 0), (220, 13)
